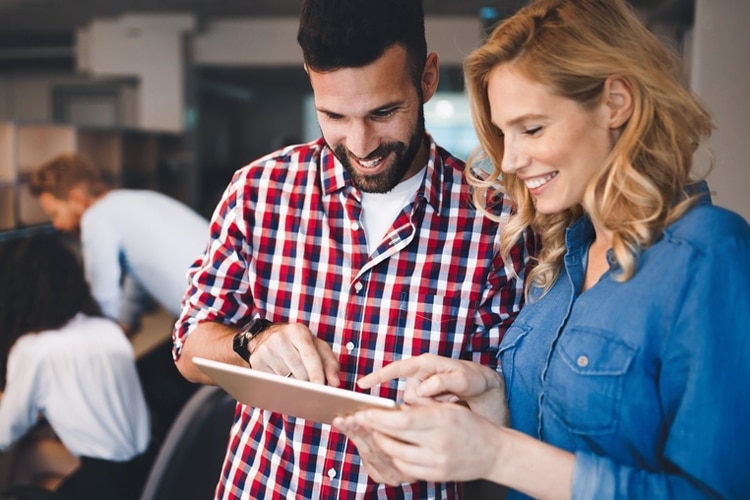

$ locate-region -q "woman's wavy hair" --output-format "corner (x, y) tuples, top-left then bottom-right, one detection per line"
(0, 233), (102, 389)
(464, 0), (713, 296)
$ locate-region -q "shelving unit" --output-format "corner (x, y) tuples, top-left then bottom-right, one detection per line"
(0, 122), (15, 231)
(0, 120), (189, 234)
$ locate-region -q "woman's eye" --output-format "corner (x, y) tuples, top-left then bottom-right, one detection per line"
(524, 126), (542, 136)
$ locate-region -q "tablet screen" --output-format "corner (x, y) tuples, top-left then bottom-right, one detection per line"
(193, 356), (399, 425)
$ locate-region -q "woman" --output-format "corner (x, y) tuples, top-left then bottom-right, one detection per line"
(0, 233), (152, 499)
(333, 0), (750, 498)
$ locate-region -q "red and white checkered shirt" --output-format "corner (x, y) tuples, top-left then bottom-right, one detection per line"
(175, 136), (535, 499)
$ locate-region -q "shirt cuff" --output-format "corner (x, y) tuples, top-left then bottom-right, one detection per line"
(572, 451), (614, 500)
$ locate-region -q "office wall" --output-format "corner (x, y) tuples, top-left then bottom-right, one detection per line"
(3, 8), (748, 223)
(193, 17), (483, 67)
(691, 0), (750, 222)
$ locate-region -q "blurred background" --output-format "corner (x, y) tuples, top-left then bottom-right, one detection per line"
(0, 0), (746, 229)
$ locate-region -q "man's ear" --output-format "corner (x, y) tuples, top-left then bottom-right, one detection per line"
(67, 186), (89, 210)
(605, 75), (634, 129)
(421, 52), (440, 103)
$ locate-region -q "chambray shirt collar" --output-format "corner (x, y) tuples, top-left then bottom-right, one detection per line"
(563, 180), (713, 280)
(318, 133), (445, 214)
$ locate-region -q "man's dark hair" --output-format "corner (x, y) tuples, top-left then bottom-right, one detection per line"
(297, 0), (428, 88)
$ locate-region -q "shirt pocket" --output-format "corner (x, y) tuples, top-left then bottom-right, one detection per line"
(545, 328), (637, 436)
(396, 289), (477, 343)
(497, 320), (532, 405)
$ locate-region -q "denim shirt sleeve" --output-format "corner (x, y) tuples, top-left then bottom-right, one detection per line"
(571, 208), (750, 500)
(572, 451), (718, 499)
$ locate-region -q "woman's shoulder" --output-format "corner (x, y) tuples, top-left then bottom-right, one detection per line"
(664, 202), (750, 255)
(15, 314), (127, 352)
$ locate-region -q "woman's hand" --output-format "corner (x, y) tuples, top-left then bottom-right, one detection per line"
(334, 401), (506, 486)
(357, 353), (508, 423)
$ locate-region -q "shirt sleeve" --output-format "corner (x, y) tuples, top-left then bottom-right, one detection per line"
(0, 338), (43, 450)
(571, 217), (750, 499)
(471, 225), (537, 368)
(80, 210), (126, 322)
(118, 273), (157, 333)
(173, 170), (254, 360)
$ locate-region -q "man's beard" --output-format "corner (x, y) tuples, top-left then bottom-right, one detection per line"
(333, 112), (425, 194)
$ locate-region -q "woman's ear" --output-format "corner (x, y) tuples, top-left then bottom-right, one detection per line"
(421, 52), (440, 103)
(605, 75), (634, 129)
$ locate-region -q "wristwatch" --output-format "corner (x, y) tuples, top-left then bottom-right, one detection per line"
(233, 317), (273, 364)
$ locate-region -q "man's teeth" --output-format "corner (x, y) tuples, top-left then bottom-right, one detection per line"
(526, 172), (557, 189)
(359, 156), (384, 168)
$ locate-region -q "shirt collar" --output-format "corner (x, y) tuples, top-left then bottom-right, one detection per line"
(318, 133), (446, 214)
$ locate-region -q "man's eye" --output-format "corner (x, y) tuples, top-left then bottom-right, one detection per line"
(371, 109), (396, 119)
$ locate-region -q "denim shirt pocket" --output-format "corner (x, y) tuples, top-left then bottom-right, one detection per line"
(497, 320), (532, 405)
(545, 328), (638, 436)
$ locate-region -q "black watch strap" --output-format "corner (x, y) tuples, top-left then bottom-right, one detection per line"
(233, 318), (273, 364)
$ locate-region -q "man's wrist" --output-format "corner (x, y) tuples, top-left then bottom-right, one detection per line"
(233, 318), (273, 365)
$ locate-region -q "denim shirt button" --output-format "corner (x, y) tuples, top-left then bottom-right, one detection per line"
(577, 355), (589, 368)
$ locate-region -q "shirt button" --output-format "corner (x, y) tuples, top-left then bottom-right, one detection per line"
(351, 222), (360, 231)
(354, 282), (363, 292)
(345, 341), (355, 353)
(327, 468), (337, 479)
(577, 355), (589, 368)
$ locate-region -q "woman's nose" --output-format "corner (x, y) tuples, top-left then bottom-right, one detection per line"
(500, 139), (529, 173)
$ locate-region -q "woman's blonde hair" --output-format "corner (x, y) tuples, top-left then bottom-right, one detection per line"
(465, 0), (713, 295)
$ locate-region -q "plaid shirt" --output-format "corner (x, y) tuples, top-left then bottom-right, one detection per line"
(175, 136), (535, 499)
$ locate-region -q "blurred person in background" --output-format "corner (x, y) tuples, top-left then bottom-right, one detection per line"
(29, 152), (208, 444)
(0, 233), (152, 500)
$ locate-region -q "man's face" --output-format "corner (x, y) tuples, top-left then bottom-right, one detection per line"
(38, 192), (83, 233)
(308, 44), (428, 193)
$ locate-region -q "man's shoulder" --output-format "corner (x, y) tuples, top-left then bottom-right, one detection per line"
(245, 139), (324, 171)
(224, 140), (326, 194)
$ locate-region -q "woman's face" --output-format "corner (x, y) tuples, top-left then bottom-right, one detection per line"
(487, 64), (615, 215)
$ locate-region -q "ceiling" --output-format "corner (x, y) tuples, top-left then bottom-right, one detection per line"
(0, 0), (694, 36)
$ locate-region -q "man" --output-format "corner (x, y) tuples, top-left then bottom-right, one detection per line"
(30, 152), (209, 441)
(30, 152), (209, 336)
(174, 0), (536, 498)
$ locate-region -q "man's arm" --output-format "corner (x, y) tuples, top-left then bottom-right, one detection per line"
(176, 320), (341, 387)
(175, 321), (239, 384)
(118, 273), (156, 336)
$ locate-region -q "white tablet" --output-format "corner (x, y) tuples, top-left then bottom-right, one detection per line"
(193, 356), (399, 425)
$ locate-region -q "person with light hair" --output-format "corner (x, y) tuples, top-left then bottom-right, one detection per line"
(334, 0), (750, 498)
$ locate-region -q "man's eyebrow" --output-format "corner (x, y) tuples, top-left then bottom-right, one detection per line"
(316, 100), (403, 116)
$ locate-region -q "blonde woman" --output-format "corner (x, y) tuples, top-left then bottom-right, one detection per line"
(334, 0), (750, 498)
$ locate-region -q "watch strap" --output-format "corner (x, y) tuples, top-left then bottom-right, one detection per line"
(233, 317), (273, 363)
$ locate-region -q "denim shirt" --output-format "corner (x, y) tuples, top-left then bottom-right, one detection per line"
(499, 182), (750, 499)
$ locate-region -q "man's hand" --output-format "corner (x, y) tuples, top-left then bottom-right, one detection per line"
(249, 322), (341, 386)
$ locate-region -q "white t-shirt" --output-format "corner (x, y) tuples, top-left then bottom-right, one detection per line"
(0, 314), (151, 460)
(360, 168), (426, 254)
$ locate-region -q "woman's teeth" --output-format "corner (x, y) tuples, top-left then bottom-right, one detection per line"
(526, 172), (557, 189)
